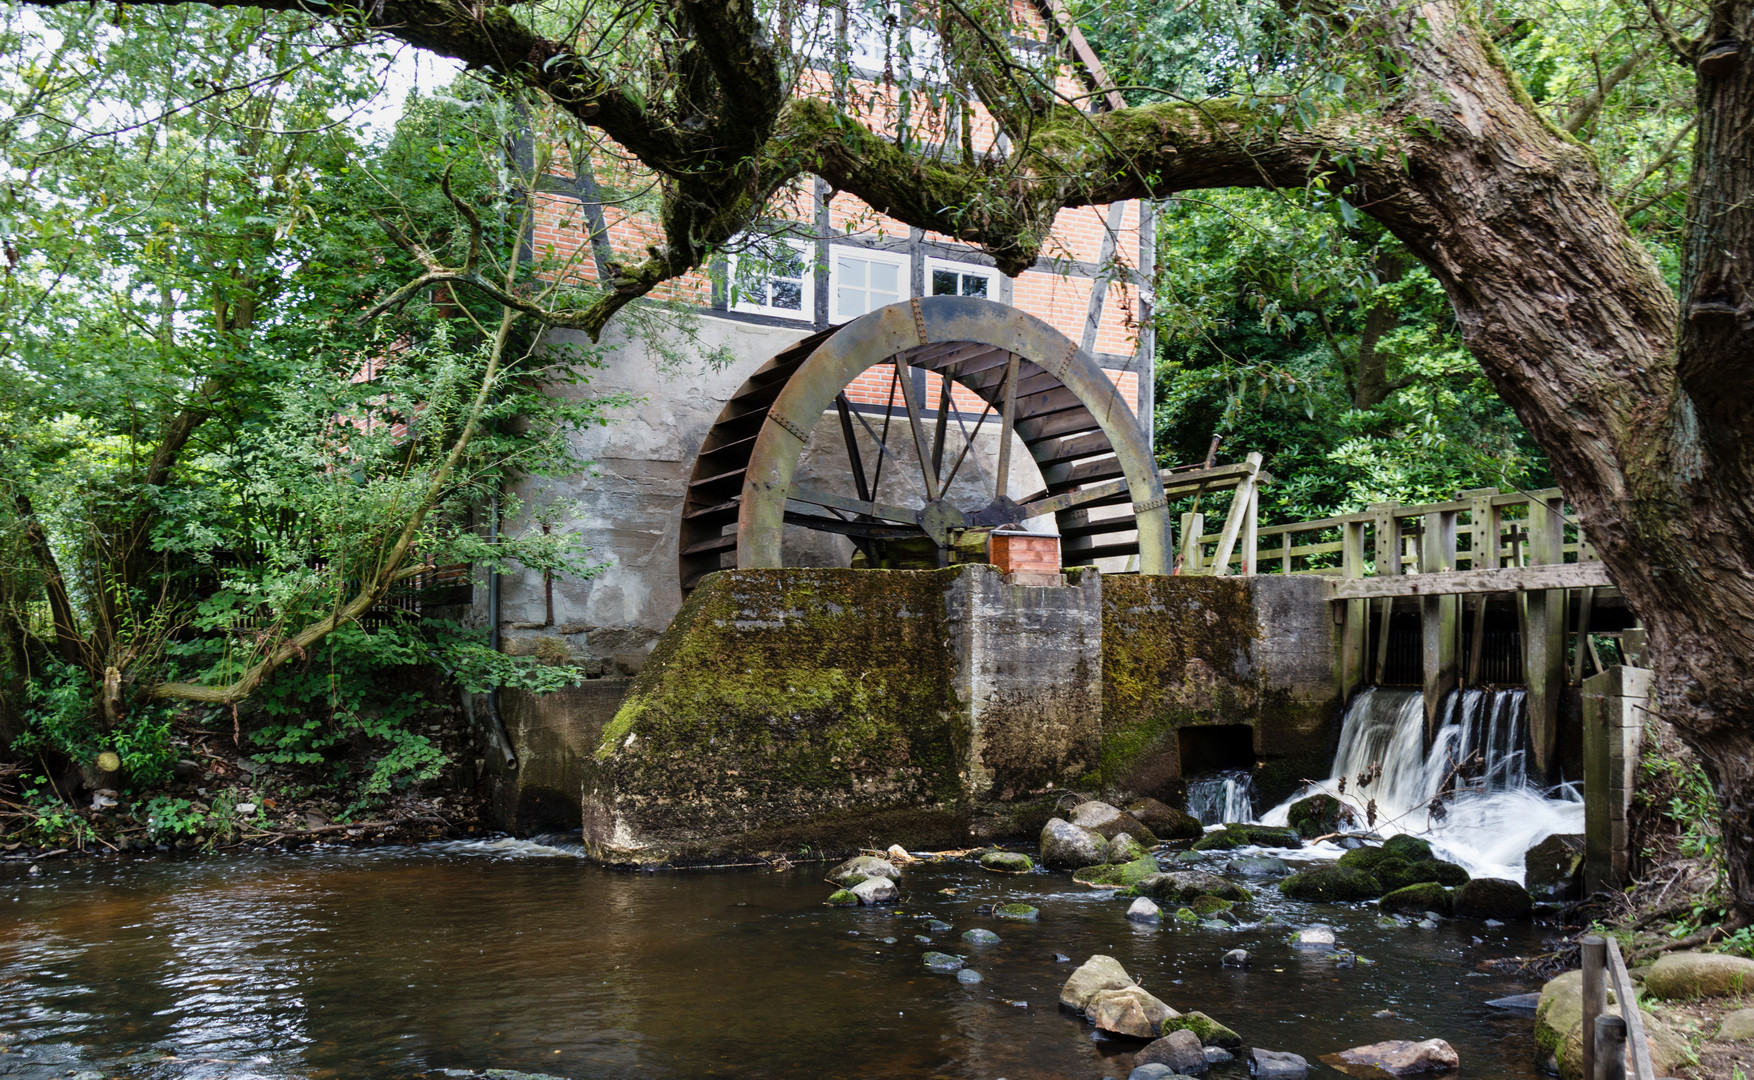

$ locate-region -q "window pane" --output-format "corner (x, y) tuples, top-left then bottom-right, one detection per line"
(932, 269), (958, 295)
(870, 261), (899, 294)
(771, 279), (803, 310)
(837, 286), (864, 319)
(772, 243), (805, 279)
(961, 274), (988, 298)
(838, 255), (866, 288)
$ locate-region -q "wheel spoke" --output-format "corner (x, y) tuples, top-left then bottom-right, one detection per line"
(847, 395), (927, 503)
(931, 366), (952, 485)
(894, 354), (941, 502)
(835, 392), (872, 504)
(993, 353), (1020, 501)
(940, 392), (996, 495)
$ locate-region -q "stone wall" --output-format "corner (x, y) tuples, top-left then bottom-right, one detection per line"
(575, 566), (1343, 862)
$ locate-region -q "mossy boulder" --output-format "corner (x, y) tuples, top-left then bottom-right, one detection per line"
(1374, 857), (1470, 892)
(1380, 833), (1434, 861)
(1041, 817), (1108, 869)
(824, 888), (859, 907)
(1644, 952), (1754, 999)
(1278, 866), (1384, 902)
(1191, 824), (1302, 851)
(1128, 798), (1205, 841)
(1105, 832), (1151, 863)
(1161, 1010), (1243, 1048)
(1286, 794), (1353, 839)
(1133, 870), (1252, 904)
(1174, 906), (1199, 923)
(1535, 970), (1688, 1079)
(980, 850), (1034, 874)
(1189, 894), (1234, 916)
(1453, 877), (1532, 920)
(1070, 800), (1160, 845)
(828, 854), (901, 886)
(995, 902), (1040, 921)
(1337, 845), (1391, 871)
(1073, 855), (1161, 888)
(1378, 882), (1454, 917)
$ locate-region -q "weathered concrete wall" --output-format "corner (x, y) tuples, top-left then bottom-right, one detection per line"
(490, 679), (632, 833)
(1099, 574), (1339, 807)
(578, 566), (1343, 862)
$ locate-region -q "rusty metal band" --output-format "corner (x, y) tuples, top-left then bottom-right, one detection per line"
(770, 413), (811, 443)
(910, 297), (929, 347)
(1133, 495), (1169, 514)
(1053, 342), (1076, 382)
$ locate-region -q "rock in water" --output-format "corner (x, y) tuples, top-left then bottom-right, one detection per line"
(1205, 1046), (1235, 1064)
(956, 968), (984, 985)
(922, 951), (965, 973)
(1522, 833), (1584, 901)
(828, 854), (900, 886)
(1323, 1038), (1458, 1076)
(1380, 834), (1433, 860)
(1128, 797), (1205, 840)
(1071, 800), (1161, 844)
(1162, 1011), (1243, 1048)
(1041, 817), (1108, 869)
(1379, 883), (1454, 917)
(1127, 1065), (1179, 1080)
(1452, 878), (1531, 920)
(1278, 866), (1383, 902)
(824, 889), (858, 907)
(995, 903), (1040, 921)
(1286, 793), (1354, 839)
(1249, 1048), (1309, 1078)
(1291, 924), (1336, 948)
(1134, 1029), (1206, 1074)
(1133, 871), (1251, 904)
(1226, 856), (1290, 877)
(1060, 954), (1136, 1012)
(962, 928), (1001, 945)
(1127, 898), (1163, 923)
(1221, 948), (1250, 968)
(1484, 993), (1541, 1011)
(1644, 951), (1754, 999)
(1088, 985), (1177, 1038)
(1107, 832), (1151, 863)
(1191, 824), (1303, 851)
(980, 850), (1035, 873)
(850, 877), (898, 905)
(1074, 855), (1163, 888)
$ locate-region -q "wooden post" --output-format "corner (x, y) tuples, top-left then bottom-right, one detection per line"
(1573, 586), (1597, 686)
(1421, 509), (1460, 738)
(1338, 520), (1369, 704)
(1211, 453), (1262, 577)
(1526, 492), (1567, 779)
(1241, 484), (1259, 575)
(1179, 512), (1205, 574)
(1280, 530), (1292, 575)
(1582, 934), (1606, 1080)
(1595, 1014), (1627, 1080)
(1371, 504), (1401, 685)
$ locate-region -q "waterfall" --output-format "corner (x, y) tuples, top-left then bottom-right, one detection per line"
(1259, 687), (1583, 883)
(1186, 769), (1256, 825)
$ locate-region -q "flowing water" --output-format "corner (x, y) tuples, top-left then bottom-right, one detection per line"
(1185, 769), (1256, 825)
(1260, 687), (1585, 881)
(0, 839), (1558, 1080)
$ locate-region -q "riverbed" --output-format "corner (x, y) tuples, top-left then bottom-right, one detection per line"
(0, 837), (1554, 1079)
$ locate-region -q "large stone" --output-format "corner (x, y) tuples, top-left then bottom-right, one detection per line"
(1191, 824), (1302, 851)
(1134, 871), (1251, 904)
(1286, 793), (1355, 839)
(1129, 798), (1205, 840)
(1523, 833), (1585, 901)
(1380, 834), (1434, 860)
(1060, 954), (1136, 1012)
(1134, 1029), (1206, 1074)
(1718, 1007), (1754, 1040)
(979, 850), (1034, 873)
(1278, 866), (1383, 902)
(1074, 854), (1163, 888)
(1645, 951), (1754, 999)
(1041, 817), (1108, 869)
(1127, 1066), (1179, 1080)
(1379, 882), (1454, 917)
(1534, 969), (1688, 1080)
(1162, 1010), (1242, 1048)
(1323, 1038), (1458, 1076)
(1088, 985), (1177, 1038)
(1249, 1048), (1309, 1078)
(1072, 800), (1160, 844)
(828, 854), (900, 886)
(850, 877), (898, 905)
(1375, 858), (1470, 892)
(1107, 832), (1151, 863)
(1338, 845), (1392, 871)
(1226, 856), (1290, 877)
(1128, 897), (1163, 923)
(1452, 878), (1531, 920)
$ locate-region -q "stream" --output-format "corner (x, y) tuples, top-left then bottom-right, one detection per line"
(0, 835), (1556, 1080)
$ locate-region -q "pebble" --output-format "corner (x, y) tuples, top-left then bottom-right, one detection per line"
(922, 951), (965, 974)
(1373, 1009), (1397, 1018)
(1417, 918), (1439, 930)
(914, 935), (933, 944)
(1054, 953), (1072, 963)
(956, 968), (984, 985)
(1222, 948), (1250, 968)
(235, 803), (257, 815)
(962, 928), (1001, 945)
(1205, 1047), (1234, 1063)
(879, 937), (897, 944)
(927, 920), (953, 932)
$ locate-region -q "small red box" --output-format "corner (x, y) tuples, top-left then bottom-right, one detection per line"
(989, 531), (1060, 574)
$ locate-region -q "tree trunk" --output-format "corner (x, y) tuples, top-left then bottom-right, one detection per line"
(1353, 254), (1406, 410)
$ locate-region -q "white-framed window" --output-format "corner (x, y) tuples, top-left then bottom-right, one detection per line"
(926, 256), (998, 300)
(844, 1), (945, 82)
(728, 235), (814, 319)
(830, 244), (910, 322)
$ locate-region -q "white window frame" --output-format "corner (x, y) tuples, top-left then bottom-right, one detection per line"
(843, 2), (945, 82)
(828, 244), (911, 324)
(728, 236), (815, 320)
(925, 256), (1000, 301)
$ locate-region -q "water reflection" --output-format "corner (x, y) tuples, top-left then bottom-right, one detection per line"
(0, 840), (1554, 1079)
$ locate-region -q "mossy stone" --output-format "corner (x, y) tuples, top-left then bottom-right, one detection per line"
(1161, 1010), (1243, 1048)
(1380, 833), (1434, 861)
(1193, 824), (1302, 851)
(1337, 845), (1390, 871)
(1278, 866), (1384, 902)
(995, 903), (1040, 921)
(1174, 906), (1199, 923)
(962, 928), (1001, 944)
(1379, 882), (1454, 917)
(1454, 877), (1532, 920)
(1286, 794), (1350, 839)
(825, 889), (858, 906)
(1073, 854), (1161, 888)
(980, 850), (1034, 874)
(1127, 798), (1206, 841)
(1189, 894), (1233, 916)
(1378, 858), (1469, 891)
(1106, 833), (1150, 863)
